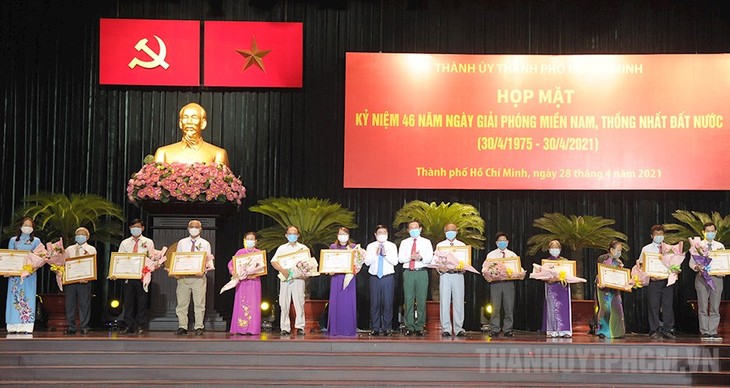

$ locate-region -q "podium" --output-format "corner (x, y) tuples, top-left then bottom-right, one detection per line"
(142, 202), (236, 331)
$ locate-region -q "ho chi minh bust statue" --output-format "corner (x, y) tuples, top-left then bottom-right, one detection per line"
(153, 102), (230, 167)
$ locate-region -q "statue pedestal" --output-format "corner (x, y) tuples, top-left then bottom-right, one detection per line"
(142, 202), (236, 331)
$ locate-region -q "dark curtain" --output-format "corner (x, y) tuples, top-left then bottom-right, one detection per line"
(1, 0), (729, 332)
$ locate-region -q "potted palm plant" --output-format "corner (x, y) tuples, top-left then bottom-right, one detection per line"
(3, 193), (124, 330)
(250, 197), (357, 332)
(392, 200), (486, 332)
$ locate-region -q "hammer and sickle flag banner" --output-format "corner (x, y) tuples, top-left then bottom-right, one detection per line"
(204, 21), (303, 88)
(99, 18), (200, 86)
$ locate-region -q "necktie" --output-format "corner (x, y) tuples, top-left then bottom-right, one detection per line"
(132, 239), (139, 253)
(450, 242), (454, 246)
(502, 251), (505, 258)
(377, 243), (384, 278)
(409, 238), (417, 270)
(191, 240), (196, 252)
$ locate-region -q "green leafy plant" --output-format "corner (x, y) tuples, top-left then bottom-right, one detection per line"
(392, 200), (486, 248)
(526, 213), (629, 299)
(249, 197), (357, 253)
(664, 210), (730, 248)
(2, 192), (125, 245)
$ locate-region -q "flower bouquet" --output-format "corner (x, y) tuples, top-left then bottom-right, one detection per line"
(45, 239), (67, 291)
(127, 159), (246, 205)
(660, 241), (685, 287)
(630, 265), (649, 288)
(481, 260), (526, 282)
(428, 250), (480, 274)
(529, 263), (587, 285)
(689, 237), (716, 290)
(142, 246), (168, 293)
(278, 256), (320, 282)
(220, 259), (266, 294)
(20, 243), (50, 281)
(343, 244), (368, 289)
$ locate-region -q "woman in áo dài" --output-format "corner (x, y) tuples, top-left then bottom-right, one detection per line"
(327, 227), (358, 336)
(228, 232), (262, 335)
(542, 240), (573, 338)
(6, 217), (42, 334)
(595, 240), (627, 339)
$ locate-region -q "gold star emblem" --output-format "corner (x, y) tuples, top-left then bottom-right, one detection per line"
(236, 36), (272, 73)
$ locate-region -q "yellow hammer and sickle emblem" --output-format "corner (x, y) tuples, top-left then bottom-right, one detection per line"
(128, 35), (170, 70)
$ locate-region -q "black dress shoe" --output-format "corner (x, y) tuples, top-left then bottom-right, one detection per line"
(456, 331), (466, 337)
(415, 330), (425, 336)
(404, 330), (413, 336)
(382, 330), (391, 336)
(649, 332), (660, 340)
(281, 330), (290, 335)
(80, 328), (92, 334)
(503, 331), (514, 337)
(597, 333), (606, 339)
(489, 331), (499, 337)
(176, 328), (187, 336)
(661, 331), (676, 339)
(64, 329), (76, 335)
(195, 329), (204, 336)
(296, 329), (306, 336)
(369, 330), (380, 336)
(442, 331), (451, 337)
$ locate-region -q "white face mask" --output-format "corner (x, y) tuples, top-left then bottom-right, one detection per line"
(376, 234), (388, 243)
(189, 228), (201, 237)
(338, 234), (349, 244)
(549, 248), (561, 257)
(21, 226), (33, 235)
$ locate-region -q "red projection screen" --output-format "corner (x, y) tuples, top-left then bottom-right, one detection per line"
(343, 53), (730, 190)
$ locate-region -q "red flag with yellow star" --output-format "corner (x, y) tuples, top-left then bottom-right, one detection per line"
(204, 21), (303, 88)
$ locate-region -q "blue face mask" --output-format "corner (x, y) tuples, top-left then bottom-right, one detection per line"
(130, 227), (142, 237)
(549, 248), (561, 257)
(75, 235), (88, 245)
(244, 239), (256, 248)
(409, 229), (421, 238)
(653, 235), (664, 245)
(496, 241), (508, 250)
(445, 231), (457, 241)
(286, 234), (299, 243)
(705, 231), (717, 241)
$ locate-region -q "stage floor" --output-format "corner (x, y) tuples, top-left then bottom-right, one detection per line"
(4, 329), (730, 345)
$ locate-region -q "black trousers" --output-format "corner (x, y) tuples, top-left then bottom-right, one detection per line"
(369, 274), (395, 332)
(123, 280), (147, 329)
(647, 278), (675, 333)
(65, 282), (92, 331)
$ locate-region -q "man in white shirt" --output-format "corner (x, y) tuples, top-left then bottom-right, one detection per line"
(271, 226), (309, 336)
(64, 227), (97, 335)
(484, 232), (518, 337)
(435, 223), (467, 337)
(690, 222), (725, 339)
(398, 220), (434, 336)
(364, 225), (399, 336)
(174, 220), (213, 336)
(117, 219), (155, 335)
(638, 224), (675, 340)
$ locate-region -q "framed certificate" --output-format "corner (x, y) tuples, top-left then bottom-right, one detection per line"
(276, 248), (311, 270)
(641, 252), (669, 279)
(541, 259), (577, 277)
(486, 256), (522, 274)
(233, 250), (268, 278)
(63, 254), (97, 285)
(0, 249), (27, 277)
(438, 245), (472, 266)
(108, 252), (145, 280)
(169, 251), (207, 276)
(708, 250), (730, 276)
(597, 263), (632, 292)
(319, 249), (355, 274)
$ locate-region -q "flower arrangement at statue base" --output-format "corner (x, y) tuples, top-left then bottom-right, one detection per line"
(427, 251), (480, 274)
(126, 158), (246, 205)
(482, 261), (526, 282)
